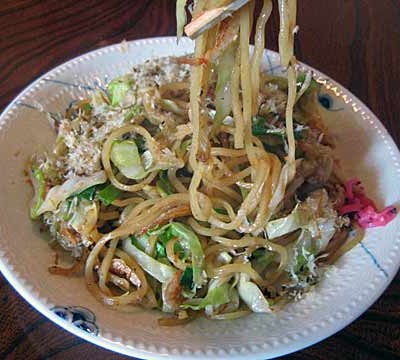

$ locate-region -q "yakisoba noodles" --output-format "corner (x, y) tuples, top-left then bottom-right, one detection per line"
(29, 0), (396, 323)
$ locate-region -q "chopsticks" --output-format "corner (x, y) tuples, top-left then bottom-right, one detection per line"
(184, 0), (251, 39)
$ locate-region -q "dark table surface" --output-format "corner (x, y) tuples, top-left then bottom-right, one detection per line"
(1, 1), (400, 359)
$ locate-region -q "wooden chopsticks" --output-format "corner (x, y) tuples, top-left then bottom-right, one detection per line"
(184, 0), (251, 39)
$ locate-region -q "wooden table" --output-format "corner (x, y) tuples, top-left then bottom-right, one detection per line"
(1, 1), (399, 359)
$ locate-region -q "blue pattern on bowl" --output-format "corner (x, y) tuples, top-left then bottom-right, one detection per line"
(51, 306), (99, 335)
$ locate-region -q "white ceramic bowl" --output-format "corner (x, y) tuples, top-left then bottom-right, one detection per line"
(0, 37), (399, 359)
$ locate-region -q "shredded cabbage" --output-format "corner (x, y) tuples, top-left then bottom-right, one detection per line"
(68, 199), (98, 236)
(166, 222), (206, 288)
(182, 283), (231, 310)
(110, 140), (146, 180)
(37, 171), (107, 216)
(214, 45), (235, 126)
(176, 0), (187, 42)
(107, 76), (134, 107)
(237, 273), (271, 313)
(267, 189), (337, 253)
(30, 166), (46, 219)
(122, 238), (176, 283)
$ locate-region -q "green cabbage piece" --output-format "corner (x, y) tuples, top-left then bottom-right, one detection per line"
(36, 171), (107, 216)
(30, 166), (46, 219)
(156, 170), (175, 197)
(266, 189), (337, 253)
(150, 222), (205, 287)
(76, 185), (97, 201)
(176, 0), (187, 42)
(122, 238), (176, 283)
(180, 266), (194, 289)
(108, 77), (133, 107)
(214, 45), (235, 125)
(181, 283), (231, 310)
(97, 183), (123, 206)
(68, 198), (98, 236)
(168, 222), (205, 288)
(110, 140), (146, 180)
(237, 274), (271, 313)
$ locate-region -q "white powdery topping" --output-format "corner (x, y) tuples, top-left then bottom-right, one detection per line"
(131, 57), (190, 91)
(268, 83), (279, 91)
(56, 57), (190, 178)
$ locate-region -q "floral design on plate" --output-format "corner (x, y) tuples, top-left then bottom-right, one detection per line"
(51, 306), (99, 335)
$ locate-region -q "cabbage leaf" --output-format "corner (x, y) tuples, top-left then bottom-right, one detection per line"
(181, 283), (231, 310)
(122, 238), (176, 283)
(36, 171), (107, 216)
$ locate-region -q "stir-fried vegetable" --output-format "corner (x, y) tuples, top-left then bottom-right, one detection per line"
(156, 171), (175, 197)
(176, 0), (187, 42)
(97, 183), (123, 206)
(167, 222), (205, 287)
(182, 283), (231, 310)
(122, 238), (176, 283)
(111, 140), (146, 180)
(29, 166), (46, 219)
(68, 199), (98, 236)
(180, 266), (194, 289)
(76, 185), (97, 201)
(108, 76), (134, 107)
(214, 45), (235, 126)
(252, 115), (307, 139)
(237, 273), (271, 313)
(36, 171), (107, 216)
(267, 189), (337, 253)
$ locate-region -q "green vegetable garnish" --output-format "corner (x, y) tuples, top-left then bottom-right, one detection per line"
(174, 241), (187, 260)
(97, 183), (123, 206)
(156, 241), (167, 258)
(158, 225), (174, 246)
(122, 238), (176, 283)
